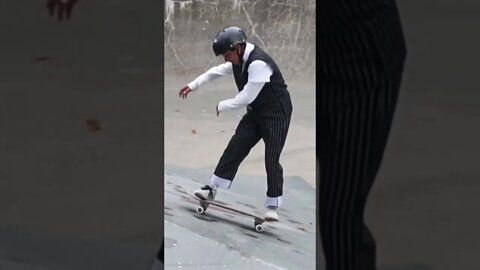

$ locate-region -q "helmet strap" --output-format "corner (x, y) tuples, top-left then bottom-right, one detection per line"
(236, 44), (245, 66)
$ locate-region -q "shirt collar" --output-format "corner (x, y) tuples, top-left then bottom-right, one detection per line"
(242, 42), (254, 70)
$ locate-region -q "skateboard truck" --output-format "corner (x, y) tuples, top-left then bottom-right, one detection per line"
(195, 198), (266, 232)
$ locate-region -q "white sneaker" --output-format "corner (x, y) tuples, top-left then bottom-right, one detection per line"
(194, 185), (217, 200)
(264, 206), (279, 221)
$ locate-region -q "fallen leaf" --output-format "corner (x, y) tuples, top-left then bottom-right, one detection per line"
(191, 129), (197, 134)
(86, 119), (101, 132)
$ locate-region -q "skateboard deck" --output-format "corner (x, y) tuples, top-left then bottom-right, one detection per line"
(193, 195), (270, 232)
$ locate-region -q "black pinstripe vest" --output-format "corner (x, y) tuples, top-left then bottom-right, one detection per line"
(232, 45), (292, 116)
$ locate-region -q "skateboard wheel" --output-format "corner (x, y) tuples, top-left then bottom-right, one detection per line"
(255, 224), (263, 232)
(196, 207), (205, 214)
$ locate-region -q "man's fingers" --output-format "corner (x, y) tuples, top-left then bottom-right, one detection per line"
(66, 2), (74, 19)
(66, 0), (78, 19)
(46, 0), (57, 9)
(57, 4), (65, 20)
(47, 0), (57, 16)
(179, 86), (191, 99)
(47, 0), (78, 20)
(179, 87), (186, 97)
(48, 6), (55, 16)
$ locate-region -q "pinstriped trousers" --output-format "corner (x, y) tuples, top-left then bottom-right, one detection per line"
(317, 1), (406, 266)
(318, 65), (404, 269)
(214, 100), (292, 198)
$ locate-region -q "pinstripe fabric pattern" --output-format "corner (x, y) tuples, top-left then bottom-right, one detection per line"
(214, 113), (262, 181)
(214, 103), (291, 197)
(317, 1), (406, 269)
(260, 106), (291, 197)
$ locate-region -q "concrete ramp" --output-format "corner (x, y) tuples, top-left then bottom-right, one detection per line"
(164, 165), (316, 270)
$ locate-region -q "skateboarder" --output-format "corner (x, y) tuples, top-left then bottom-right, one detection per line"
(178, 26), (293, 221)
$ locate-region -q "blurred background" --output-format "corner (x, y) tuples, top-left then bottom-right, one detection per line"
(0, 0), (163, 269)
(364, 1), (480, 270)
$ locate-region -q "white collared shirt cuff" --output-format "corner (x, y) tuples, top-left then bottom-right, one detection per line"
(217, 82), (265, 112)
(187, 81), (198, 91)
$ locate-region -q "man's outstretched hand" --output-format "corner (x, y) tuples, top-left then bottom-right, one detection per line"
(179, 86), (192, 99)
(47, 0), (80, 21)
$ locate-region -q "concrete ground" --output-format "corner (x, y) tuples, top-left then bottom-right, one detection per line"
(163, 166), (316, 270)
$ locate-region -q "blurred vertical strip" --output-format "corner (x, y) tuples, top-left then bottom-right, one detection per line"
(317, 0), (407, 269)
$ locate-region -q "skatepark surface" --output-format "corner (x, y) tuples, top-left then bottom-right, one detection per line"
(163, 165), (316, 270)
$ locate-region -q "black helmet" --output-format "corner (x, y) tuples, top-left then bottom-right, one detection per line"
(212, 26), (247, 56)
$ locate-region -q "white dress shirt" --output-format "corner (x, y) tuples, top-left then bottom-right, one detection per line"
(187, 42), (273, 112)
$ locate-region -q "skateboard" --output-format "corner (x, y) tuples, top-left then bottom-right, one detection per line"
(194, 196), (268, 232)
